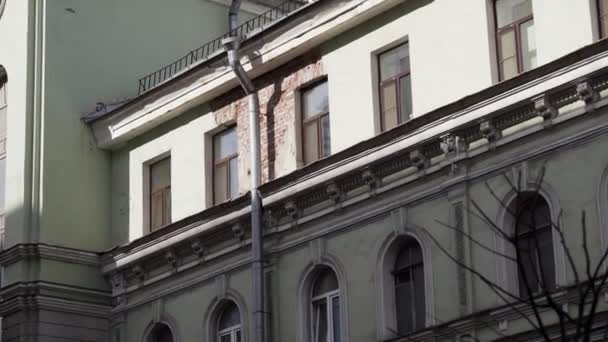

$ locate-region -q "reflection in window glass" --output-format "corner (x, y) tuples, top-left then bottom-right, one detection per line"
(494, 0), (535, 80)
(213, 127), (239, 204)
(301, 81), (330, 166)
(379, 43), (412, 131)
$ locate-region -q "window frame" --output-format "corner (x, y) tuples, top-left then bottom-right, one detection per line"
(392, 243), (425, 334)
(494, 0), (534, 81)
(378, 43), (412, 132)
(216, 302), (242, 342)
(149, 157), (171, 232)
(310, 283), (340, 342)
(599, 0), (608, 39)
(300, 79), (330, 165)
(212, 126), (239, 205)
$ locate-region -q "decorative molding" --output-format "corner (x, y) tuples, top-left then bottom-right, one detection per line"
(0, 243), (101, 267)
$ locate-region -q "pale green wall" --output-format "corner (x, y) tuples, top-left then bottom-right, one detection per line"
(39, 0), (251, 251)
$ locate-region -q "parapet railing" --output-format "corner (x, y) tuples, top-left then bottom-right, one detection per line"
(137, 0), (308, 95)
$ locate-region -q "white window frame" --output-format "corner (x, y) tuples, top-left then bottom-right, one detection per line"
(310, 288), (340, 342)
(217, 325), (241, 342)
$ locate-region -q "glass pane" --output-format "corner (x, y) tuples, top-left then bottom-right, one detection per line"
(164, 187), (171, 226)
(220, 334), (231, 342)
(331, 296), (340, 342)
(413, 265), (425, 330)
(150, 190), (164, 231)
(495, 0), (533, 28)
(156, 325), (174, 342)
(395, 240), (422, 271)
(302, 81), (329, 119)
(396, 280), (413, 333)
(381, 82), (398, 131)
(520, 19), (537, 72)
(214, 127), (238, 160)
(538, 229), (555, 290)
(214, 163), (228, 204)
(312, 298), (328, 342)
(379, 43), (410, 81)
(312, 268), (339, 297)
(320, 114), (331, 159)
(303, 120), (319, 165)
(150, 158), (171, 192)
(517, 236), (540, 296)
(236, 330), (242, 342)
(0, 158), (5, 212)
(219, 303), (241, 330)
(399, 75), (413, 122)
(498, 29), (518, 80)
(229, 157), (239, 199)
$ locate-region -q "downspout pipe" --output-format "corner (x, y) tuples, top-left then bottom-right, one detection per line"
(223, 6), (266, 342)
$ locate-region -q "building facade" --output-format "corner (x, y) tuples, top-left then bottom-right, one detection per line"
(1, 0), (608, 341)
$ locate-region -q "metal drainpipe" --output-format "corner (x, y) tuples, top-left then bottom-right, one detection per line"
(223, 4), (266, 342)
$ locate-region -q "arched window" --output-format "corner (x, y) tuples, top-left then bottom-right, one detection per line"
(512, 192), (555, 297)
(217, 302), (241, 342)
(147, 324), (174, 342)
(394, 239), (425, 334)
(311, 267), (340, 342)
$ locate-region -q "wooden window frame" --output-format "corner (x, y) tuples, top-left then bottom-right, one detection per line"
(494, 1), (534, 81)
(310, 288), (340, 342)
(599, 0), (608, 39)
(301, 80), (330, 165)
(149, 157), (171, 232)
(392, 244), (424, 333)
(213, 127), (238, 205)
(378, 44), (411, 132)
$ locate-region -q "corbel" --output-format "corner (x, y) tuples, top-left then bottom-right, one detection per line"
(480, 120), (501, 148)
(533, 94), (557, 125)
(231, 221), (245, 240)
(285, 200), (299, 220)
(191, 239), (205, 258)
(577, 80), (598, 105)
(440, 133), (467, 158)
(164, 250), (177, 268)
(361, 168), (378, 190)
(132, 265), (145, 281)
(409, 149), (429, 171)
(326, 182), (342, 203)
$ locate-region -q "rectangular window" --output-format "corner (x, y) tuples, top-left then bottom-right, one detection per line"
(495, 0), (536, 81)
(213, 127), (239, 204)
(149, 157), (171, 231)
(301, 80), (330, 165)
(599, 0), (608, 39)
(379, 43), (412, 132)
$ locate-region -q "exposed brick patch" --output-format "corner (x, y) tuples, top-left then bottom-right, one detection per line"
(211, 52), (325, 186)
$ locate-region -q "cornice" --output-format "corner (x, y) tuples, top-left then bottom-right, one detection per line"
(102, 53), (608, 298)
(0, 243), (101, 267)
(0, 281), (111, 317)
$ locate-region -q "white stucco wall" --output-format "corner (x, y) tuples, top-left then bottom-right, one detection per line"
(322, 0), (599, 154)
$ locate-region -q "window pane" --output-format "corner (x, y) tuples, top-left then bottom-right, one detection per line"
(498, 29), (518, 81)
(396, 280), (413, 333)
(399, 75), (413, 122)
(313, 268), (339, 297)
(150, 191), (164, 231)
(495, 0), (533, 28)
(229, 157), (239, 199)
(303, 120), (319, 165)
(312, 298), (328, 342)
(236, 330), (241, 342)
(302, 81), (329, 119)
(219, 303), (241, 330)
(220, 334), (231, 342)
(214, 163), (228, 204)
(331, 296), (340, 342)
(413, 265), (425, 330)
(164, 187), (171, 226)
(381, 82), (398, 131)
(517, 236), (540, 296)
(379, 43), (410, 81)
(520, 19), (537, 72)
(156, 325), (174, 342)
(320, 114), (331, 158)
(538, 229), (555, 290)
(150, 158), (171, 192)
(214, 127), (238, 160)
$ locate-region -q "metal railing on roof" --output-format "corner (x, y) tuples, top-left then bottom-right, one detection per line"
(137, 0), (308, 95)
